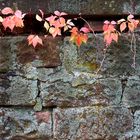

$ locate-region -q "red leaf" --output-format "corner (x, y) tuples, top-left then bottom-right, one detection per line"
(103, 24), (109, 31)
(1, 7), (14, 15)
(2, 16), (15, 31)
(54, 11), (67, 16)
(39, 9), (44, 18)
(15, 10), (22, 18)
(27, 35), (43, 47)
(80, 27), (90, 33)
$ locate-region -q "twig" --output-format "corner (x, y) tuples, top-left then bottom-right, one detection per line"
(131, 32), (136, 68)
(79, 16), (96, 37)
(95, 47), (107, 75)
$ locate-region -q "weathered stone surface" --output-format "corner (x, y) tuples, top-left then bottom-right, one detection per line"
(0, 75), (38, 106)
(39, 34), (140, 107)
(53, 106), (133, 140)
(0, 108), (52, 140)
(122, 76), (140, 108)
(17, 37), (61, 68)
(1, 32), (140, 139)
(134, 110), (140, 138)
(0, 0), (137, 15)
(41, 75), (122, 107)
(64, 34), (140, 77)
(0, 36), (61, 74)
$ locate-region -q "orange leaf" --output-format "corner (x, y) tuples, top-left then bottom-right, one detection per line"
(13, 16), (24, 27)
(120, 22), (127, 32)
(76, 34), (83, 47)
(128, 22), (135, 32)
(111, 33), (118, 42)
(71, 27), (78, 35)
(104, 33), (112, 45)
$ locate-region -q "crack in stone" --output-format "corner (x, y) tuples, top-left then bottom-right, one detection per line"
(33, 79), (43, 111)
(119, 78), (128, 104)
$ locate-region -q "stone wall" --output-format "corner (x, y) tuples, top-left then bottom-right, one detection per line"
(0, 33), (140, 140)
(0, 0), (140, 139)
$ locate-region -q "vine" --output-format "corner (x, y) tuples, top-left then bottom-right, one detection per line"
(0, 7), (139, 71)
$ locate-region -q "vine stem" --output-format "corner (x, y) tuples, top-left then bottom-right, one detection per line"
(79, 16), (96, 37)
(95, 47), (107, 75)
(130, 32), (136, 68)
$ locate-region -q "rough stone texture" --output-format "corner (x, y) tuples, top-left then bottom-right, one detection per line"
(0, 36), (61, 107)
(0, 0), (139, 15)
(53, 106), (133, 140)
(0, 33), (140, 139)
(0, 108), (52, 140)
(0, 75), (38, 106)
(122, 76), (140, 108)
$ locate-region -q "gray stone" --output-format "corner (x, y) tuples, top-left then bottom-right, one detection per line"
(0, 0), (135, 15)
(53, 106), (133, 140)
(41, 76), (122, 107)
(122, 76), (140, 108)
(0, 75), (38, 106)
(0, 108), (52, 139)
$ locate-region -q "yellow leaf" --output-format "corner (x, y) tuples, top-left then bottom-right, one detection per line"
(44, 21), (49, 31)
(64, 26), (68, 32)
(0, 16), (3, 22)
(36, 14), (42, 21)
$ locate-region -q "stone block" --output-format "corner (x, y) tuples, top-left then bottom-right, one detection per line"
(122, 76), (140, 108)
(41, 76), (122, 107)
(0, 75), (38, 106)
(53, 106), (133, 140)
(0, 108), (52, 139)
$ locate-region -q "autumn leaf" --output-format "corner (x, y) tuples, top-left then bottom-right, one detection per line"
(103, 20), (119, 45)
(14, 10), (23, 18)
(36, 14), (43, 21)
(120, 22), (127, 32)
(13, 16), (24, 27)
(59, 17), (66, 27)
(67, 19), (75, 26)
(70, 27), (88, 47)
(71, 27), (78, 35)
(27, 35), (43, 47)
(39, 9), (44, 18)
(46, 15), (56, 26)
(117, 19), (125, 24)
(2, 16), (15, 31)
(128, 22), (135, 32)
(54, 11), (67, 16)
(111, 33), (118, 42)
(44, 21), (50, 31)
(0, 16), (3, 22)
(1, 7), (14, 15)
(49, 27), (61, 38)
(80, 27), (90, 33)
(127, 14), (134, 20)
